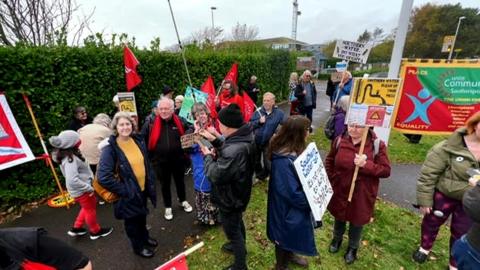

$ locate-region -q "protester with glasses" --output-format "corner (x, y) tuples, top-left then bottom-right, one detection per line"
(67, 106), (92, 131)
(294, 70), (317, 131)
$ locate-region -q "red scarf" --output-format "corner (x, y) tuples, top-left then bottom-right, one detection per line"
(148, 115), (185, 151)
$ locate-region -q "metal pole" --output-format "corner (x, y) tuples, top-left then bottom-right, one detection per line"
(448, 16), (466, 61)
(387, 0), (413, 79)
(211, 7), (216, 29)
(166, 0), (193, 87)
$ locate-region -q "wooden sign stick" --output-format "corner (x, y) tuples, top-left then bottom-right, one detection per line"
(347, 127), (369, 202)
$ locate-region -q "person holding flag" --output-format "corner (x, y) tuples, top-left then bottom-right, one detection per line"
(216, 80), (245, 117)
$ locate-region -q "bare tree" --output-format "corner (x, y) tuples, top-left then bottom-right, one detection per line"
(190, 26), (224, 45)
(230, 22), (259, 41)
(0, 0), (93, 46)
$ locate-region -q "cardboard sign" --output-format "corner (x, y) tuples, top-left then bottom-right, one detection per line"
(330, 72), (343, 83)
(293, 143), (333, 222)
(346, 78), (400, 128)
(393, 59), (480, 135)
(0, 94), (35, 170)
(333, 40), (372, 64)
(180, 133), (199, 149)
(117, 92), (137, 116)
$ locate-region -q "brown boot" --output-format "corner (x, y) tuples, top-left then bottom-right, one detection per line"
(288, 252), (308, 268)
(274, 246), (290, 270)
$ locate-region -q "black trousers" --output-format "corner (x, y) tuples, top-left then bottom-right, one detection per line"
(124, 214), (149, 252)
(221, 210), (247, 269)
(333, 219), (364, 249)
(254, 143), (270, 180)
(155, 161), (186, 208)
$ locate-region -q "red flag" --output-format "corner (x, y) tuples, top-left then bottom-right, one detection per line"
(243, 93), (256, 122)
(223, 63), (238, 84)
(155, 254), (189, 270)
(124, 46), (142, 91)
(200, 76), (218, 119)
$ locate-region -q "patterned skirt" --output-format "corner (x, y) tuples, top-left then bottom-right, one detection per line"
(194, 190), (219, 225)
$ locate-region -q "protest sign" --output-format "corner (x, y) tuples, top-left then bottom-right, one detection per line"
(0, 94), (35, 170)
(330, 72), (343, 83)
(346, 78), (400, 128)
(335, 61), (348, 72)
(393, 59), (480, 135)
(296, 56), (316, 70)
(333, 40), (372, 64)
(179, 87), (209, 124)
(180, 133), (199, 149)
(293, 142), (333, 221)
(117, 92), (138, 116)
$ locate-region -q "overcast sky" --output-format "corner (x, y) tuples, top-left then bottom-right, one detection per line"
(77, 0), (478, 49)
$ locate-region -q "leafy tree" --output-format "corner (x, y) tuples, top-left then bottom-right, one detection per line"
(404, 3), (480, 58)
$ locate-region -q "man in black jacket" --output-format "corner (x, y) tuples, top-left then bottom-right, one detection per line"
(141, 97), (192, 221)
(199, 104), (255, 270)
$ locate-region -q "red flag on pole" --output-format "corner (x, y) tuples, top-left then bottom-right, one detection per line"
(223, 63), (238, 84)
(200, 76), (218, 119)
(243, 93), (256, 122)
(124, 46), (142, 91)
(155, 254), (189, 270)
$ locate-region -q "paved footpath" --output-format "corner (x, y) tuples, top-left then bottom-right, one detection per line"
(2, 81), (421, 269)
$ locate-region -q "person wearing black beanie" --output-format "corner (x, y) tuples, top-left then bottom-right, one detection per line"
(198, 103), (255, 270)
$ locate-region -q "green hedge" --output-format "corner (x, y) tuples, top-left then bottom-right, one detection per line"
(0, 46), (295, 208)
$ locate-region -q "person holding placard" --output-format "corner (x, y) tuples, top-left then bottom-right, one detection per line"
(325, 125), (390, 264)
(267, 115), (316, 270)
(332, 71), (353, 106)
(412, 112), (480, 270)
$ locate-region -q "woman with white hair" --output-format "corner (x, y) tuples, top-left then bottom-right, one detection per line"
(174, 95), (184, 115)
(294, 70), (317, 128)
(245, 75), (260, 104)
(78, 113), (113, 174)
(332, 95), (350, 139)
(288, 72), (300, 115)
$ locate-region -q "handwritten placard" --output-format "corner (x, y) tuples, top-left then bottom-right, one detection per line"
(293, 142), (333, 221)
(180, 133), (199, 149)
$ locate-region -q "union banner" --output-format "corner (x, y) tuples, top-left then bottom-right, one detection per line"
(393, 59), (480, 135)
(0, 94), (35, 170)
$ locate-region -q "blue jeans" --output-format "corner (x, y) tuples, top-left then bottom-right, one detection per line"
(452, 235), (480, 269)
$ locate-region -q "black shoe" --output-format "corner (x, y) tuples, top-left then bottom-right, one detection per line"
(221, 242), (234, 254)
(329, 238), (342, 253)
(135, 248), (155, 258)
(146, 238), (158, 247)
(89, 227), (113, 240)
(412, 249), (428, 263)
(344, 247), (357, 264)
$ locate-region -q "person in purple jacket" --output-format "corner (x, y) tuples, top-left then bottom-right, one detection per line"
(332, 95), (350, 139)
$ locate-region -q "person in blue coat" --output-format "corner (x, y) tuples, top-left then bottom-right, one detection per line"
(250, 92), (285, 182)
(188, 103), (220, 225)
(267, 115), (317, 270)
(333, 71), (353, 105)
(97, 112), (157, 258)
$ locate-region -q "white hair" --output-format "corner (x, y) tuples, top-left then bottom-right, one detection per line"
(337, 95), (350, 112)
(263, 92), (275, 100)
(93, 113), (112, 128)
(158, 97), (175, 110)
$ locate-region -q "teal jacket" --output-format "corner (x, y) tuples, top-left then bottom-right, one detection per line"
(417, 128), (479, 207)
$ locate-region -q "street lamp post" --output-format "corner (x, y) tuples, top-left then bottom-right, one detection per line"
(448, 16), (466, 61)
(210, 7), (217, 29)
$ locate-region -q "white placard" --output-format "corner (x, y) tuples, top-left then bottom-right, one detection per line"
(293, 142), (333, 221)
(333, 40), (372, 64)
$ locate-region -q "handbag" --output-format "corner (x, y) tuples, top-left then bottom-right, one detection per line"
(92, 161), (121, 203)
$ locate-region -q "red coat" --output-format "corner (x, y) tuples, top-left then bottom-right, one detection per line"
(219, 89), (245, 117)
(325, 131), (391, 225)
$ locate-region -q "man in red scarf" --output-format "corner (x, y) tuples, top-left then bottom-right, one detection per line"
(141, 98), (192, 221)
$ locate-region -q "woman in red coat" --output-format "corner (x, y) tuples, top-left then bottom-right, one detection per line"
(216, 80), (245, 117)
(325, 124), (391, 264)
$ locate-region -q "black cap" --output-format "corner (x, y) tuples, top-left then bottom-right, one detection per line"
(218, 104), (244, 128)
(163, 85), (173, 95)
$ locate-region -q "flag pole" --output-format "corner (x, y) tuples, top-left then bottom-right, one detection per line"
(22, 94), (70, 209)
(166, 0), (193, 88)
